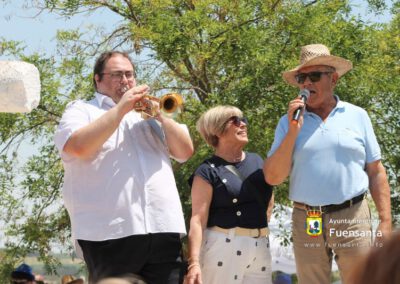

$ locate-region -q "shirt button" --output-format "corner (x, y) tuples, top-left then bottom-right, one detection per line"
(210, 163), (215, 168)
(232, 198), (238, 203)
(222, 178), (227, 183)
(236, 211), (241, 216)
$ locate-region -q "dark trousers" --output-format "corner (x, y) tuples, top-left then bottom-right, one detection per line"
(78, 233), (185, 284)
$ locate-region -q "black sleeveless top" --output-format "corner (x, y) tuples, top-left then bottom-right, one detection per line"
(189, 152), (273, 229)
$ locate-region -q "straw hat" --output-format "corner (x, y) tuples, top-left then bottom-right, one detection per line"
(283, 44), (353, 86)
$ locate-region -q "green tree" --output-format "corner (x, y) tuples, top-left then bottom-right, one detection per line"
(1, 0), (399, 278)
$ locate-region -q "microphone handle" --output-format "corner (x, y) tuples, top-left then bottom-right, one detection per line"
(291, 95), (307, 124)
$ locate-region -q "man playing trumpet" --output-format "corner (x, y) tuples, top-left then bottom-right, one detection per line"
(54, 51), (194, 283)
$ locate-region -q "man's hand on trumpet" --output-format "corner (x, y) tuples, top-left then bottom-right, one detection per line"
(116, 84), (150, 116)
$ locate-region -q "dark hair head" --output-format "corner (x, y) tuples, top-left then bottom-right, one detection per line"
(93, 51), (136, 90)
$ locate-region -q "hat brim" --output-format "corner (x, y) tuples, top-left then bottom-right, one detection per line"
(282, 55), (353, 86)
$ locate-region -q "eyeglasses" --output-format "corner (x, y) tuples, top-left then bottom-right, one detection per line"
(101, 71), (135, 81)
(295, 71), (333, 84)
(223, 116), (248, 128)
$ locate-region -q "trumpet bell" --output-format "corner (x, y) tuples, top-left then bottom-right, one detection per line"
(134, 93), (184, 119)
(160, 93), (183, 114)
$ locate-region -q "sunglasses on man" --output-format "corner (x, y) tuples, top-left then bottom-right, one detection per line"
(295, 71), (333, 84)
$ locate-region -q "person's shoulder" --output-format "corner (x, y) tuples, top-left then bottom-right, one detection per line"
(245, 152), (263, 161)
(341, 101), (367, 113)
(188, 156), (216, 186)
(199, 155), (221, 169)
(246, 152), (261, 157)
(195, 156), (228, 176)
(65, 97), (93, 108)
(340, 101), (370, 119)
(241, 152), (264, 170)
(65, 99), (84, 108)
(196, 160), (211, 171)
(64, 97), (98, 112)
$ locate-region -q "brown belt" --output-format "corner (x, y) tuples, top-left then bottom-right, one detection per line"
(293, 192), (366, 214)
(209, 226), (269, 238)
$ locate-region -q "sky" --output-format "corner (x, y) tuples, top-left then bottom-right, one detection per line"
(0, 1), (125, 56)
(0, 1), (394, 58)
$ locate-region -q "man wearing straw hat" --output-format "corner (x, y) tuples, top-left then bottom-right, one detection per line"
(264, 44), (392, 284)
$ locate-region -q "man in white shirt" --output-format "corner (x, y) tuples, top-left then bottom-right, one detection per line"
(54, 51), (194, 283)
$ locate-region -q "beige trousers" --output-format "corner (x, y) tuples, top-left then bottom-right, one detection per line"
(292, 199), (374, 284)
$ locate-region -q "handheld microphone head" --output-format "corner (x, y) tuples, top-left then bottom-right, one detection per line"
(291, 89), (310, 124)
(299, 88), (310, 101)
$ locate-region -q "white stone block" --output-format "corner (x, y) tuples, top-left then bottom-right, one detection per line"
(0, 61), (41, 113)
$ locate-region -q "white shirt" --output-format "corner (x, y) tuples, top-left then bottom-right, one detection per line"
(54, 93), (187, 245)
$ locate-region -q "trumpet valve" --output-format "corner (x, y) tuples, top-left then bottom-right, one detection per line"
(134, 96), (159, 118)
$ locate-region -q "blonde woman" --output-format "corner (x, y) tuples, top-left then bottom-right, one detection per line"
(185, 105), (274, 284)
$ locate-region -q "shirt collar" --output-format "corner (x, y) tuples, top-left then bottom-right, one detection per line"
(304, 94), (345, 115)
(95, 92), (116, 109)
(334, 95), (345, 109)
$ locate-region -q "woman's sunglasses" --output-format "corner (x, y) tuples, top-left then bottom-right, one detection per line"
(295, 71), (333, 84)
(224, 116), (248, 128)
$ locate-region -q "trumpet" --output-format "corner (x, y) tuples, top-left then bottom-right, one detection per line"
(122, 86), (183, 119)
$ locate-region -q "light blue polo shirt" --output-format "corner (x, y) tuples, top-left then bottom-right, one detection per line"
(268, 96), (381, 206)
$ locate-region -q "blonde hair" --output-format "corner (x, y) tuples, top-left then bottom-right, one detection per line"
(196, 105), (242, 148)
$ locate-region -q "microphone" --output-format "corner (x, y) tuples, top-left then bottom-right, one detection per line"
(291, 89), (310, 124)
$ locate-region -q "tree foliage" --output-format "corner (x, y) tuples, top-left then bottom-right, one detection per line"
(0, 0), (399, 278)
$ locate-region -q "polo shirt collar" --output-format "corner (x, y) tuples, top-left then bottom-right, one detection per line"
(304, 94), (345, 116)
(334, 95), (345, 109)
